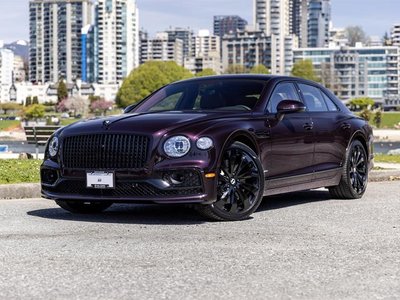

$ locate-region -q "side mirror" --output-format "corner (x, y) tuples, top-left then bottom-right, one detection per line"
(124, 103), (137, 114)
(276, 100), (306, 121)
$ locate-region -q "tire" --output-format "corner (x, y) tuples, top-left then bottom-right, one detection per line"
(55, 200), (112, 214)
(329, 140), (368, 199)
(197, 142), (264, 221)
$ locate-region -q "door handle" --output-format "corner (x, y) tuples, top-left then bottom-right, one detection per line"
(303, 122), (314, 131)
(341, 123), (351, 130)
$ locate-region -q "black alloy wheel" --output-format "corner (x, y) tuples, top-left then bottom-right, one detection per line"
(55, 200), (112, 214)
(197, 142), (264, 221)
(329, 140), (368, 199)
(349, 143), (368, 194)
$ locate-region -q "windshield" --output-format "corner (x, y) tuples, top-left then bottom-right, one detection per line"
(133, 79), (267, 113)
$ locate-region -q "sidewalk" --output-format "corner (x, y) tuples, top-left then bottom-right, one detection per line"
(374, 129), (400, 142)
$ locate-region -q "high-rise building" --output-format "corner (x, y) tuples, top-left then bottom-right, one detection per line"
(13, 55), (27, 83)
(140, 32), (184, 66)
(294, 46), (400, 103)
(184, 30), (222, 75)
(213, 15), (248, 38)
(81, 25), (98, 83)
(222, 30), (296, 75)
(253, 0), (298, 74)
(96, 0), (139, 84)
(289, 0), (308, 47)
(165, 27), (194, 59)
(0, 48), (14, 102)
(391, 24), (400, 46)
(192, 30), (220, 58)
(307, 0), (331, 47)
(29, 0), (92, 83)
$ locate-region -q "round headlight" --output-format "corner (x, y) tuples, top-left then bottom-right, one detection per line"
(163, 136), (191, 158)
(48, 137), (59, 157)
(196, 137), (214, 150)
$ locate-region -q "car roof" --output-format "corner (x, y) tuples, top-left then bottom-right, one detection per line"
(173, 74), (323, 87)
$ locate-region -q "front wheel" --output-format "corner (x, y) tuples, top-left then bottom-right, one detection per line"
(329, 140), (368, 199)
(55, 200), (112, 214)
(197, 142), (264, 221)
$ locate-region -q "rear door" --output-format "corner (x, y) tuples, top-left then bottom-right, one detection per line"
(297, 83), (351, 178)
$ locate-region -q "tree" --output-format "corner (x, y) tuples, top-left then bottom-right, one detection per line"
(196, 68), (217, 77)
(25, 96), (32, 107)
(291, 59), (320, 82)
(249, 64), (270, 74)
(32, 96), (39, 105)
(89, 95), (102, 103)
(0, 103), (23, 115)
(24, 104), (45, 121)
(360, 108), (372, 122)
(116, 61), (193, 108)
(373, 109), (382, 128)
(57, 80), (68, 103)
(348, 97), (374, 111)
(90, 99), (114, 116)
(345, 26), (368, 46)
(383, 31), (392, 46)
(224, 64), (248, 74)
(57, 96), (88, 117)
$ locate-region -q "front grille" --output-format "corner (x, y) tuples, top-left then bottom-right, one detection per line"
(43, 181), (203, 198)
(62, 134), (149, 169)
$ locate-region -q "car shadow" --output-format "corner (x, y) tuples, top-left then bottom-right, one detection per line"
(27, 189), (333, 225)
(257, 189), (333, 212)
(27, 204), (207, 225)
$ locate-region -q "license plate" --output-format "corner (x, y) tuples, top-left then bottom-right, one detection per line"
(86, 171), (115, 189)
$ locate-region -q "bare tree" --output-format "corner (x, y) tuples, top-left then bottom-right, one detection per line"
(345, 26), (368, 46)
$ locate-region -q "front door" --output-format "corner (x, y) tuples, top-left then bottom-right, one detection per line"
(263, 82), (314, 189)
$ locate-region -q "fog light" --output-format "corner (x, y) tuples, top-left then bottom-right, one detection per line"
(41, 169), (58, 185)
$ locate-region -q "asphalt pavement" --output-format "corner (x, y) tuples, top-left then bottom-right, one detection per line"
(0, 181), (399, 299)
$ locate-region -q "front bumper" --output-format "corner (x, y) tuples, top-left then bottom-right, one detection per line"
(41, 160), (218, 204)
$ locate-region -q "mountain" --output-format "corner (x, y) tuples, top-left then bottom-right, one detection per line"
(4, 40), (29, 62)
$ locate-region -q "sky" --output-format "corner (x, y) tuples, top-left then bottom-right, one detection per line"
(0, 0), (399, 43)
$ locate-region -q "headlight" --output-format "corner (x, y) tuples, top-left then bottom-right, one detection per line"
(48, 137), (59, 157)
(163, 136), (191, 158)
(196, 137), (213, 150)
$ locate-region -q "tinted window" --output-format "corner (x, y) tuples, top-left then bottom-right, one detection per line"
(134, 79), (267, 113)
(321, 91), (339, 111)
(267, 82), (300, 113)
(298, 84), (328, 112)
(149, 92), (183, 111)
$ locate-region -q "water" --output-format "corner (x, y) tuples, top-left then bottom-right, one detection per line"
(374, 142), (400, 154)
(0, 141), (46, 153)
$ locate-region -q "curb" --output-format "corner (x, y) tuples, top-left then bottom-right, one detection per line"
(0, 170), (399, 200)
(0, 183), (41, 200)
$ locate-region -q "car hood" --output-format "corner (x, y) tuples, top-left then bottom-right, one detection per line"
(60, 111), (248, 137)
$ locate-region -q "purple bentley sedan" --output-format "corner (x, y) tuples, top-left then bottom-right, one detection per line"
(41, 75), (373, 221)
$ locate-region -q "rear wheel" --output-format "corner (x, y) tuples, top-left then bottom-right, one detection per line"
(197, 142), (264, 221)
(329, 140), (368, 199)
(55, 200), (112, 214)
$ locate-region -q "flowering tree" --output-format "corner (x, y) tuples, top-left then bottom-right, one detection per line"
(57, 96), (88, 117)
(90, 99), (114, 116)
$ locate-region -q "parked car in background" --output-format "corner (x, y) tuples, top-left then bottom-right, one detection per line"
(41, 75), (373, 221)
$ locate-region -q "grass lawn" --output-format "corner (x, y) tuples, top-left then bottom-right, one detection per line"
(381, 112), (400, 128)
(0, 159), (41, 184)
(60, 118), (80, 126)
(0, 120), (20, 131)
(374, 154), (400, 164)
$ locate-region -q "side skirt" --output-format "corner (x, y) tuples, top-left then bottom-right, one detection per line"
(264, 168), (342, 197)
